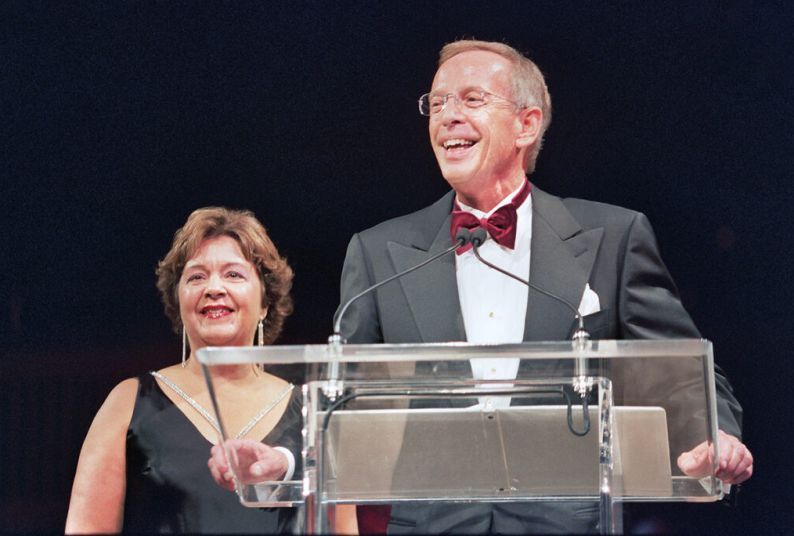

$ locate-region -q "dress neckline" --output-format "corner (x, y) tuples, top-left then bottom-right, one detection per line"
(146, 372), (293, 446)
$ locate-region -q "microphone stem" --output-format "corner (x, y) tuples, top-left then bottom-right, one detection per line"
(332, 238), (464, 339)
(471, 242), (584, 331)
(325, 237), (465, 399)
(471, 241), (592, 396)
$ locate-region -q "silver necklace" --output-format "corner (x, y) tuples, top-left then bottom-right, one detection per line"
(150, 371), (294, 440)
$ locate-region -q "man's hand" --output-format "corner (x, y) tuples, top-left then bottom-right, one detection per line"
(677, 430), (753, 485)
(208, 439), (288, 492)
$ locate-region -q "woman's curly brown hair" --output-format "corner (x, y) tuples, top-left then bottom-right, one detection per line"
(155, 207), (294, 345)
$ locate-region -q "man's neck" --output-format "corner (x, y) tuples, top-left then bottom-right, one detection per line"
(454, 174), (526, 213)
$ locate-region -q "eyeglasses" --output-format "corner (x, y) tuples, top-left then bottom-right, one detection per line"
(418, 90), (520, 117)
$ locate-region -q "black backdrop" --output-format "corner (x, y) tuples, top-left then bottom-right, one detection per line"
(2, 1), (792, 533)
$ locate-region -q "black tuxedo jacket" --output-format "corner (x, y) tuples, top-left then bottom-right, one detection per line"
(338, 185), (741, 435)
(337, 186), (742, 533)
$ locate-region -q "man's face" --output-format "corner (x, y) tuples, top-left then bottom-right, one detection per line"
(428, 50), (524, 191)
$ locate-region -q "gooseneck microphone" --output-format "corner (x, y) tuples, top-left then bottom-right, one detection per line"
(324, 230), (473, 401)
(331, 229), (472, 340)
(469, 227), (592, 435)
(469, 227), (588, 339)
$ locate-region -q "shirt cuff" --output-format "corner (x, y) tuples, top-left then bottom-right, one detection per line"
(273, 446), (295, 481)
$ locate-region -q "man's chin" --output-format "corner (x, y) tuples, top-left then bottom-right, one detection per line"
(439, 167), (477, 189)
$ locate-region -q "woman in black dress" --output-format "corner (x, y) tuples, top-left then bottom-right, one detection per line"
(66, 207), (301, 533)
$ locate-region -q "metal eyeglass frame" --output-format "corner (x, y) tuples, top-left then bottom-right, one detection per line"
(418, 90), (520, 116)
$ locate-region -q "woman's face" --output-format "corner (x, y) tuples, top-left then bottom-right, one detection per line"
(178, 235), (265, 352)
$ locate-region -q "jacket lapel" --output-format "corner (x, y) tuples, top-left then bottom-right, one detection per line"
(387, 192), (467, 343)
(524, 188), (604, 341)
(383, 187), (603, 344)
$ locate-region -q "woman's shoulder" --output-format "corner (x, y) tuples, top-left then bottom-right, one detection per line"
(100, 377), (142, 418)
(154, 362), (184, 377)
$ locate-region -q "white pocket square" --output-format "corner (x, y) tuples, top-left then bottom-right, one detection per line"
(578, 283), (601, 316)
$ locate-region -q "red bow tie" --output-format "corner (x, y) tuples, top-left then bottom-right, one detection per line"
(450, 180), (531, 254)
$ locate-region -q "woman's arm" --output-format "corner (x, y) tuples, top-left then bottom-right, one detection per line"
(65, 378), (138, 534)
(335, 505), (359, 535)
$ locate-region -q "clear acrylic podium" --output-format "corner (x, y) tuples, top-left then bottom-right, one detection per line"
(197, 339), (726, 534)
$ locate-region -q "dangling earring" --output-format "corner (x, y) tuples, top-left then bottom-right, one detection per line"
(257, 318), (265, 347)
(182, 327), (187, 368)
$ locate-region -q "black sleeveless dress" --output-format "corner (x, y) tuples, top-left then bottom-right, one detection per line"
(122, 373), (301, 534)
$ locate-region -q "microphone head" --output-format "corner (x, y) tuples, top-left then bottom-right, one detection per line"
(471, 227), (488, 247)
(454, 227), (472, 246)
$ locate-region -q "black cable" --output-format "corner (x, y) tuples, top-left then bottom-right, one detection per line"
(563, 386), (591, 436)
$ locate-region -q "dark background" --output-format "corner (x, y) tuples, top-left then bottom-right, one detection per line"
(2, 1), (792, 533)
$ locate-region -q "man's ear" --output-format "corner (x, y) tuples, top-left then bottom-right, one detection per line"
(515, 107), (543, 150)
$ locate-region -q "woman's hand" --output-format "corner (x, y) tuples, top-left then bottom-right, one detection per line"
(208, 439), (288, 492)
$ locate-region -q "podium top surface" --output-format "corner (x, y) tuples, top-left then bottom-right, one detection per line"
(196, 339), (711, 366)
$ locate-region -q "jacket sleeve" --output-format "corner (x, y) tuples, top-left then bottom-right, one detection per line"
(618, 212), (742, 439)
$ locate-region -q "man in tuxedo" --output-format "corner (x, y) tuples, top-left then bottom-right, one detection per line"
(337, 40), (753, 533)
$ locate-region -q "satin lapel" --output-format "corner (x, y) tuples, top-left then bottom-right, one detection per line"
(386, 214), (467, 343)
(524, 189), (604, 341)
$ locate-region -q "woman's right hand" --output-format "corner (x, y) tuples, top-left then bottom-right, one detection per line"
(208, 439), (288, 491)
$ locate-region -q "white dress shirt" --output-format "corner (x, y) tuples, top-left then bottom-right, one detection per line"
(455, 183), (532, 408)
